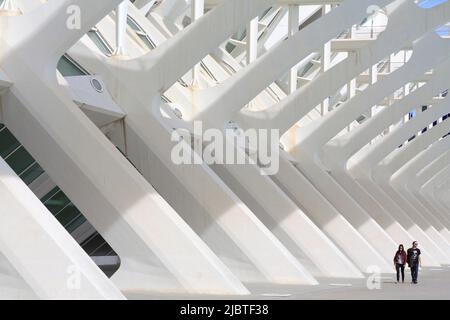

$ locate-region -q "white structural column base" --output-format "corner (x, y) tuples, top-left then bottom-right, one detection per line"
(0, 158), (125, 300)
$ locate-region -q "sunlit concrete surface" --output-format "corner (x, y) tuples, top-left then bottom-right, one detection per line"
(0, 0), (449, 299)
(126, 266), (450, 300)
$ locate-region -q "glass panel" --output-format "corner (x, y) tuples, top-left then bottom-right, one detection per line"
(87, 30), (113, 56)
(138, 34), (155, 49)
(0, 125), (119, 265)
(259, 7), (272, 20)
(40, 187), (60, 203)
(91, 242), (112, 256)
(20, 162), (44, 185)
(66, 216), (87, 233)
(4, 146), (35, 175)
(0, 128), (21, 159)
(82, 233), (109, 256)
(55, 204), (81, 227)
(127, 16), (156, 49)
(44, 190), (71, 215)
(57, 55), (88, 77)
(127, 16), (140, 32)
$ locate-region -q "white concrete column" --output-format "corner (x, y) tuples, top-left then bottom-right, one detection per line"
(191, 0), (204, 85)
(114, 1), (129, 57)
(402, 50), (412, 124)
(1, 0), (249, 295)
(0, 158), (125, 300)
(385, 54), (396, 134)
(247, 17), (259, 65)
(346, 25), (356, 132)
(368, 64), (378, 117)
(320, 5), (331, 116)
(368, 64), (378, 143)
(235, 0), (450, 134)
(68, 41), (319, 285)
(288, 5), (299, 94)
(346, 77), (356, 132)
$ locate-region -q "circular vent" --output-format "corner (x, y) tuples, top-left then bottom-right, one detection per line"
(90, 78), (104, 93)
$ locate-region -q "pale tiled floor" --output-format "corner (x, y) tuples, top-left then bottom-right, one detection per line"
(125, 266), (450, 300)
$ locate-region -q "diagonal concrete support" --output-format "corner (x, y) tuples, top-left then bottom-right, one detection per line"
(0, 0), (248, 295)
(0, 157), (125, 299)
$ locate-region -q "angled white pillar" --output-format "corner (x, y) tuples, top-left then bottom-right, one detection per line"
(0, 158), (125, 300)
(190, 0), (204, 85)
(422, 175), (450, 219)
(285, 34), (450, 266)
(73, 40), (319, 285)
(417, 167), (450, 230)
(237, 0), (450, 133)
(350, 127), (450, 263)
(277, 33), (448, 270)
(288, 4), (299, 94)
(406, 151), (450, 239)
(346, 22), (357, 132)
(368, 64), (378, 130)
(189, 0), (401, 274)
(195, 0), (395, 128)
(393, 138), (450, 229)
(320, 4), (331, 116)
(69, 0), (321, 285)
(368, 117), (450, 264)
(0, 0), (248, 294)
(346, 77), (356, 132)
(423, 171), (450, 218)
(364, 100), (450, 246)
(247, 17), (259, 65)
(114, 1), (129, 57)
(89, 0), (365, 279)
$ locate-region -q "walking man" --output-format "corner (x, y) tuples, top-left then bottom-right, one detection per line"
(407, 241), (422, 284)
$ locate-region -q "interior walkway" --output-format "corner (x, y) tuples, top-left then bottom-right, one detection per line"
(126, 266), (450, 300)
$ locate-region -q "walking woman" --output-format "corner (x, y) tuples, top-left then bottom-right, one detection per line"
(393, 244), (407, 283)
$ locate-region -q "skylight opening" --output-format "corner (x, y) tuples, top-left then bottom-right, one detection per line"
(417, 0), (448, 9)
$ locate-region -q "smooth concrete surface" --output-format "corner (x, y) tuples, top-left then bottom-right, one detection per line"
(126, 266), (450, 300)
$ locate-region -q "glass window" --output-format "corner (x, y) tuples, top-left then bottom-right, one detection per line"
(55, 204), (82, 227)
(20, 162), (44, 185)
(66, 215), (87, 233)
(44, 190), (71, 215)
(88, 28), (114, 56)
(127, 16), (156, 49)
(40, 187), (60, 203)
(57, 55), (89, 77)
(4, 146), (35, 175)
(0, 128), (21, 159)
(81, 233), (113, 256)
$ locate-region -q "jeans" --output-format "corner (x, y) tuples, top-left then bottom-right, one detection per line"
(410, 263), (419, 283)
(395, 263), (405, 282)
